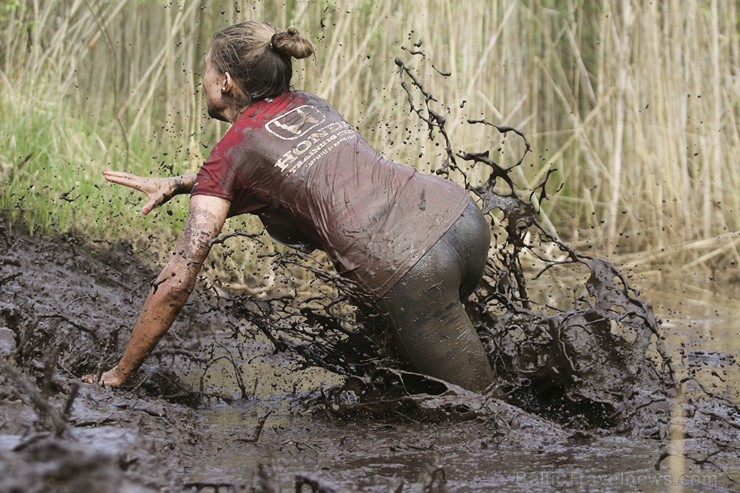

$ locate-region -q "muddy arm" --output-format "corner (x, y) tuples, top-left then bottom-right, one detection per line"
(92, 195), (229, 386)
(103, 171), (197, 215)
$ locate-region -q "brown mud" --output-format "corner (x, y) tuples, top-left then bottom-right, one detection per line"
(1, 56), (738, 491)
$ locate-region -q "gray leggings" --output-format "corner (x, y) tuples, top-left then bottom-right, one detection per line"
(375, 200), (494, 393)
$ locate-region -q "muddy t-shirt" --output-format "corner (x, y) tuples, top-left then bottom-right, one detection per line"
(191, 91), (470, 298)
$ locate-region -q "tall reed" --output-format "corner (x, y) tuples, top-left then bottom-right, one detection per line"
(1, 0), (737, 275)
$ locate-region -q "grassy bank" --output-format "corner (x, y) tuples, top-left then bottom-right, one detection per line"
(1, 0), (737, 276)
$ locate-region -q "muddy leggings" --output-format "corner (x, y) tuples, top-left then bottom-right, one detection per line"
(375, 200), (495, 393)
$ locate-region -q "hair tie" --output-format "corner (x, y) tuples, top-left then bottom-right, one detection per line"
(269, 32), (279, 50)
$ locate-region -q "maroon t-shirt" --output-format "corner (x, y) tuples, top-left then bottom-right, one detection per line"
(192, 91), (470, 298)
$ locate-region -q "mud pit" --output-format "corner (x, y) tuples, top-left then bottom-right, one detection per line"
(2, 63), (738, 492)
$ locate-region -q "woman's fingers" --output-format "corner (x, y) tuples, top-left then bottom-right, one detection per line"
(103, 171), (175, 214)
(142, 197), (160, 215)
(81, 367), (125, 386)
(102, 170), (135, 182)
(103, 171), (146, 191)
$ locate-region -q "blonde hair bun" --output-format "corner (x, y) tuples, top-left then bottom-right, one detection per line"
(271, 27), (314, 60)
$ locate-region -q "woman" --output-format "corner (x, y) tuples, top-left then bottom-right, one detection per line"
(87, 21), (494, 393)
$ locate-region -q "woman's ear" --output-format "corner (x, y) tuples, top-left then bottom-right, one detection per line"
(222, 72), (233, 94)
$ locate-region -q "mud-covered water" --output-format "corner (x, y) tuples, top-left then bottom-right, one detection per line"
(189, 402), (665, 492)
(181, 274), (738, 492)
(1, 217), (737, 492)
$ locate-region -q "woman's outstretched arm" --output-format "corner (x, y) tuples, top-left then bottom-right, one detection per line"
(85, 194), (230, 386)
(103, 171), (197, 215)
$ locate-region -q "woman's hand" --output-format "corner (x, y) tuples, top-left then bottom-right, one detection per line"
(103, 171), (196, 215)
(82, 366), (126, 387)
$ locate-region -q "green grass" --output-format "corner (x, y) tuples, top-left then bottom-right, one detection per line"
(0, 78), (188, 244)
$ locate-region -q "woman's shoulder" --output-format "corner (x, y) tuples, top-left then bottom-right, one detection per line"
(289, 91), (336, 111)
(230, 91), (343, 142)
(239, 91), (328, 123)
(289, 90), (321, 102)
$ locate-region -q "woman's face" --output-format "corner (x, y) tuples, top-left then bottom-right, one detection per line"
(203, 48), (228, 122)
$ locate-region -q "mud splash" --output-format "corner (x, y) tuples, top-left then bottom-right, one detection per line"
(241, 57), (677, 438)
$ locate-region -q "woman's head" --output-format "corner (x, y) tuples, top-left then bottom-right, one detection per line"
(204, 21), (314, 122)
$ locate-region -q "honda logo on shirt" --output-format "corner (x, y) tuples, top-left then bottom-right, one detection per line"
(266, 105), (325, 140)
